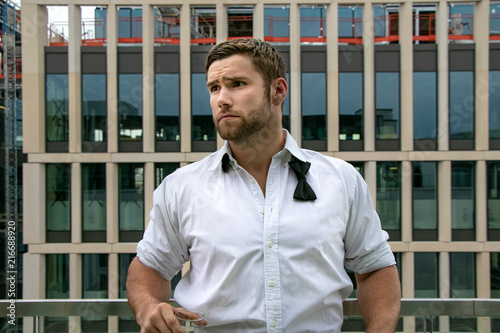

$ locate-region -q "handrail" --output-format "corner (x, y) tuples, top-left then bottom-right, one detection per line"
(1, 299), (500, 318)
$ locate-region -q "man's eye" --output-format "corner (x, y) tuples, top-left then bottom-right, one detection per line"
(210, 86), (220, 92)
(233, 81), (245, 87)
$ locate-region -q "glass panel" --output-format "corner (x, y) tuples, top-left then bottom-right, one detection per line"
(414, 253), (439, 298)
(449, 4), (474, 36)
(228, 6), (253, 38)
(451, 162), (475, 231)
(338, 6), (363, 38)
(490, 71), (500, 139)
(119, 254), (136, 298)
(118, 7), (143, 40)
(191, 7), (216, 44)
(413, 72), (437, 140)
(413, 162), (438, 231)
(264, 5), (290, 41)
(192, 73), (216, 142)
(46, 74), (69, 142)
(82, 74), (107, 142)
(82, 164), (106, 232)
(450, 252), (476, 298)
(300, 5), (327, 39)
(492, 3), (500, 36)
(119, 74), (143, 142)
(46, 164), (71, 232)
(46, 254), (69, 298)
(156, 74), (180, 142)
(83, 254), (108, 298)
(302, 73), (326, 140)
(155, 163), (180, 187)
(449, 71), (474, 139)
(339, 73), (363, 141)
(376, 162), (401, 231)
(154, 6), (181, 42)
(375, 72), (400, 140)
(488, 162), (500, 232)
(119, 163), (144, 231)
(493, 253), (500, 298)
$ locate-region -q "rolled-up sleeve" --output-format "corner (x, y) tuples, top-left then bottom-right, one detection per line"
(137, 178), (190, 281)
(343, 169), (396, 274)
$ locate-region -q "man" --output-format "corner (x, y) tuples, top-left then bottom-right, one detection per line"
(127, 38), (401, 333)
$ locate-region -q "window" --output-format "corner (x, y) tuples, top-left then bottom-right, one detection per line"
(82, 164), (106, 242)
(119, 254), (140, 332)
(155, 74), (180, 142)
(412, 162), (438, 241)
(264, 5), (290, 41)
(338, 6), (363, 40)
(300, 5), (327, 41)
(450, 252), (477, 332)
(302, 73), (326, 141)
(282, 73), (290, 131)
(413, 72), (437, 141)
(414, 253), (439, 298)
(46, 164), (71, 242)
(488, 162), (500, 240)
(46, 254), (69, 299)
(46, 74), (69, 142)
(190, 7), (216, 44)
(449, 71), (474, 140)
(493, 253), (500, 298)
(118, 74), (143, 142)
(155, 163), (180, 187)
(339, 73), (363, 143)
(82, 254), (108, 332)
(490, 71), (500, 140)
(451, 162), (475, 241)
(82, 74), (107, 144)
(349, 162), (364, 178)
(376, 162), (401, 240)
(119, 163), (144, 241)
(375, 73), (400, 141)
(191, 73), (216, 143)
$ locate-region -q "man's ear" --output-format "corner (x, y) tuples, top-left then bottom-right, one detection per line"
(271, 78), (288, 106)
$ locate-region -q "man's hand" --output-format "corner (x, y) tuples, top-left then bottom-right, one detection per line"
(139, 302), (206, 333)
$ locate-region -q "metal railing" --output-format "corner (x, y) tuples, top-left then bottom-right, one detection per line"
(1, 298), (499, 332)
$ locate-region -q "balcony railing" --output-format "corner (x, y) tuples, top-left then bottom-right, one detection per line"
(1, 298), (499, 332)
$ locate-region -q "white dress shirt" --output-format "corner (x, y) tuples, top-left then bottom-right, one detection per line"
(137, 131), (395, 333)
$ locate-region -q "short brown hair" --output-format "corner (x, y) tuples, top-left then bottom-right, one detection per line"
(205, 38), (286, 89)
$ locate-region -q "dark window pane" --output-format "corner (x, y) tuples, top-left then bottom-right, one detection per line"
(449, 71), (474, 139)
(46, 254), (69, 299)
(300, 6), (327, 39)
(119, 163), (144, 231)
(413, 162), (438, 232)
(82, 254), (108, 298)
(192, 73), (216, 141)
(282, 73), (290, 131)
(339, 73), (363, 141)
(46, 164), (71, 232)
(488, 162), (500, 234)
(156, 73), (180, 142)
(82, 74), (107, 142)
(490, 71), (500, 139)
(119, 254), (136, 299)
(414, 253), (439, 298)
(376, 72), (400, 140)
(451, 162), (475, 231)
(493, 253), (500, 298)
(82, 164), (106, 232)
(376, 162), (401, 232)
(264, 5), (290, 39)
(119, 74), (143, 142)
(155, 163), (180, 187)
(338, 6), (363, 38)
(46, 74), (69, 142)
(413, 72), (437, 140)
(302, 73), (326, 140)
(348, 162), (364, 178)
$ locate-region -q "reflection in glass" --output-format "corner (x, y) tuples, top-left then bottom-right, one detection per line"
(338, 6), (363, 38)
(412, 162), (438, 234)
(155, 163), (180, 187)
(490, 71), (500, 139)
(449, 71), (474, 139)
(46, 164), (71, 232)
(264, 5), (290, 40)
(376, 73), (400, 140)
(46, 254), (69, 299)
(82, 74), (107, 142)
(82, 164), (106, 232)
(302, 73), (326, 140)
(156, 74), (180, 141)
(46, 74), (69, 142)
(488, 162), (500, 233)
(119, 74), (143, 142)
(339, 73), (363, 141)
(413, 72), (437, 140)
(376, 162), (401, 233)
(300, 6), (327, 39)
(119, 163), (144, 232)
(82, 254), (108, 331)
(414, 253), (439, 298)
(450, 252), (476, 298)
(451, 162), (475, 232)
(192, 73), (216, 141)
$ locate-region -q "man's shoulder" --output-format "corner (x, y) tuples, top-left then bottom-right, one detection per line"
(300, 148), (355, 171)
(165, 151), (221, 182)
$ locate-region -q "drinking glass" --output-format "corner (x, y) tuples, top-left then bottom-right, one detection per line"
(174, 309), (205, 332)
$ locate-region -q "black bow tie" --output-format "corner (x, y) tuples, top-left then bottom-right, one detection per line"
(288, 158), (317, 201)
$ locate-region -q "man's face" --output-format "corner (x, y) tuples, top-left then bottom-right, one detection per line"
(206, 54), (275, 144)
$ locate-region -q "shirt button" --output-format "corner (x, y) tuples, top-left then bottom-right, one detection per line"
(260, 209), (264, 215)
(269, 281), (276, 287)
(249, 179), (255, 185)
(272, 320), (278, 327)
(267, 241), (274, 248)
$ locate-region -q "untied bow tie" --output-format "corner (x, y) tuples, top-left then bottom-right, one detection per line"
(288, 158), (317, 201)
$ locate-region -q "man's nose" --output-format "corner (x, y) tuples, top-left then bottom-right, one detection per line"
(217, 87), (232, 108)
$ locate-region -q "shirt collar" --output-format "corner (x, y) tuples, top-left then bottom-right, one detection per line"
(210, 129), (307, 172)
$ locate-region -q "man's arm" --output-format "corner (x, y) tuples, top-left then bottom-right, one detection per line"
(126, 257), (186, 333)
(355, 265), (401, 333)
